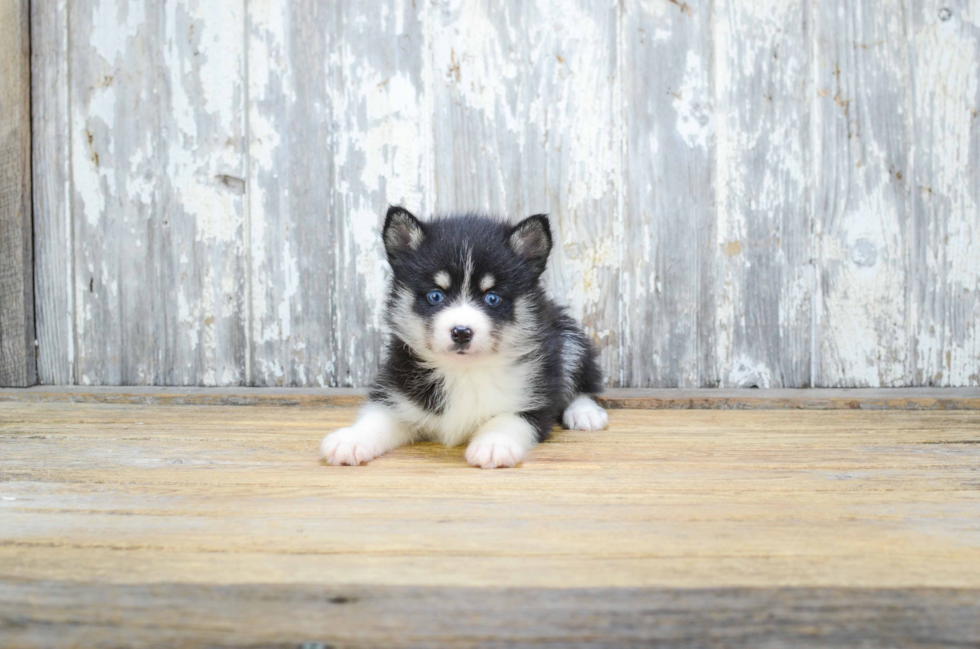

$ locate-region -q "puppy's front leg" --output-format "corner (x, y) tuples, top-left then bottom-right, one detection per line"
(321, 402), (414, 466)
(464, 413), (540, 469)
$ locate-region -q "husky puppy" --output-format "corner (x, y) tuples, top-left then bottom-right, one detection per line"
(320, 206), (607, 468)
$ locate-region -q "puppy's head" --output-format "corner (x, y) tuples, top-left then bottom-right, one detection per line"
(382, 206), (551, 362)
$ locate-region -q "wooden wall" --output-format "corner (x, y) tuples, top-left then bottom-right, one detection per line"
(25, 0), (980, 388)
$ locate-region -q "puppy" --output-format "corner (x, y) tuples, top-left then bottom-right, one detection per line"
(320, 206), (607, 468)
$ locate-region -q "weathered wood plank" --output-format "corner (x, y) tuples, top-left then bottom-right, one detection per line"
(2, 404), (980, 588)
(248, 0), (431, 387)
(3, 581), (978, 648)
(622, 0), (711, 387)
(0, 0), (35, 387)
(594, 386), (980, 410)
(329, 1), (435, 388)
(2, 386), (980, 409)
(909, 0), (980, 387)
(31, 0), (73, 385)
(69, 0), (248, 386)
(812, 0), (914, 387)
(708, 0), (812, 387)
(428, 0), (623, 385)
(246, 0), (338, 387)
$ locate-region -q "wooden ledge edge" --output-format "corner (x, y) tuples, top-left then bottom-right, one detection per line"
(2, 387), (979, 410)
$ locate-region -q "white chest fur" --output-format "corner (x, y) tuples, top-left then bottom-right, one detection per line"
(391, 357), (539, 447)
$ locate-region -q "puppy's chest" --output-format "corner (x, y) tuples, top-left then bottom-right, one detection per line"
(424, 363), (534, 445)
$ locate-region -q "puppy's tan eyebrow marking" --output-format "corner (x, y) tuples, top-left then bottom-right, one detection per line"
(479, 274), (495, 292)
(434, 271), (451, 289)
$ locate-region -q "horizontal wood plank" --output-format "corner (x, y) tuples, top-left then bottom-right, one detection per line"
(1, 387), (979, 410)
(2, 581), (978, 648)
(1, 404), (979, 589)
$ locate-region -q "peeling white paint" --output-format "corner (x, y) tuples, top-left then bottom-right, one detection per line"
(181, 180), (241, 243)
(911, 6), (980, 385)
(357, 72), (428, 212)
(728, 356), (774, 389)
(818, 181), (908, 387)
(42, 0), (980, 388)
(177, 289), (199, 351)
(673, 50), (712, 149)
(349, 207), (387, 329)
(89, 0), (145, 65)
(277, 242), (298, 341)
(711, 0), (740, 384)
(193, 4), (242, 131)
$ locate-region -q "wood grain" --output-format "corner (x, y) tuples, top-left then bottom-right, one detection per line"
(812, 0), (914, 387)
(1, 402), (979, 590)
(246, 0), (341, 388)
(3, 582), (978, 648)
(909, 0), (980, 387)
(248, 0), (431, 388)
(709, 0), (812, 388)
(30, 0), (72, 385)
(1, 401), (979, 645)
(69, 0), (248, 386)
(0, 0), (35, 387)
(622, 0), (710, 387)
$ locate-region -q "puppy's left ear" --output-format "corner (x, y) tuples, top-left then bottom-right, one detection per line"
(509, 214), (552, 274)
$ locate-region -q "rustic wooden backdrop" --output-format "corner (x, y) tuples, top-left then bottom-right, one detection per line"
(20, 0), (980, 388)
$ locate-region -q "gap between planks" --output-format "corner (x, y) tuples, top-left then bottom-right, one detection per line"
(0, 386), (979, 409)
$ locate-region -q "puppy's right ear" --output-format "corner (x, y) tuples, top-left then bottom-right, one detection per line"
(383, 206), (425, 260)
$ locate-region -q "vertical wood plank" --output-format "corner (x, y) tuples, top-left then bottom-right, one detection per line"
(0, 0), (35, 387)
(622, 0), (712, 387)
(708, 0), (812, 388)
(812, 0), (914, 387)
(428, 0), (623, 385)
(32, 0), (74, 385)
(332, 1), (433, 387)
(909, 0), (980, 386)
(70, 0), (248, 385)
(248, 0), (431, 386)
(246, 1), (336, 387)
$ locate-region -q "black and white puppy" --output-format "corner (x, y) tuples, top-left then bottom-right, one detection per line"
(320, 206), (607, 469)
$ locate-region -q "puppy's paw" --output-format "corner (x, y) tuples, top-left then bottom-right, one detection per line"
(562, 396), (608, 431)
(320, 427), (385, 466)
(464, 432), (527, 469)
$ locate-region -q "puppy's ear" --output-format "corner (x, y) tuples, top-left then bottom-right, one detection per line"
(383, 206), (425, 259)
(509, 214), (552, 274)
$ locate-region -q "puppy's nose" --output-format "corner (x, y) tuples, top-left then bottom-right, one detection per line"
(451, 326), (473, 344)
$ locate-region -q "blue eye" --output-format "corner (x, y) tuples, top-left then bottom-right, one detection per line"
(484, 292), (501, 307)
(427, 290), (445, 305)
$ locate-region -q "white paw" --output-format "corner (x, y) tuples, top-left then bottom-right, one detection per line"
(320, 427), (386, 466)
(464, 432), (528, 469)
(562, 396), (608, 431)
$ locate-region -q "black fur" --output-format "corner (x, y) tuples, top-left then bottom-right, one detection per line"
(370, 206), (602, 443)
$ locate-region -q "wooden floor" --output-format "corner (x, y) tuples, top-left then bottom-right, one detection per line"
(2, 399), (980, 647)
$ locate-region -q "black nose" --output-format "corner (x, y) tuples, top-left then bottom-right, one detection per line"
(451, 326), (473, 344)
